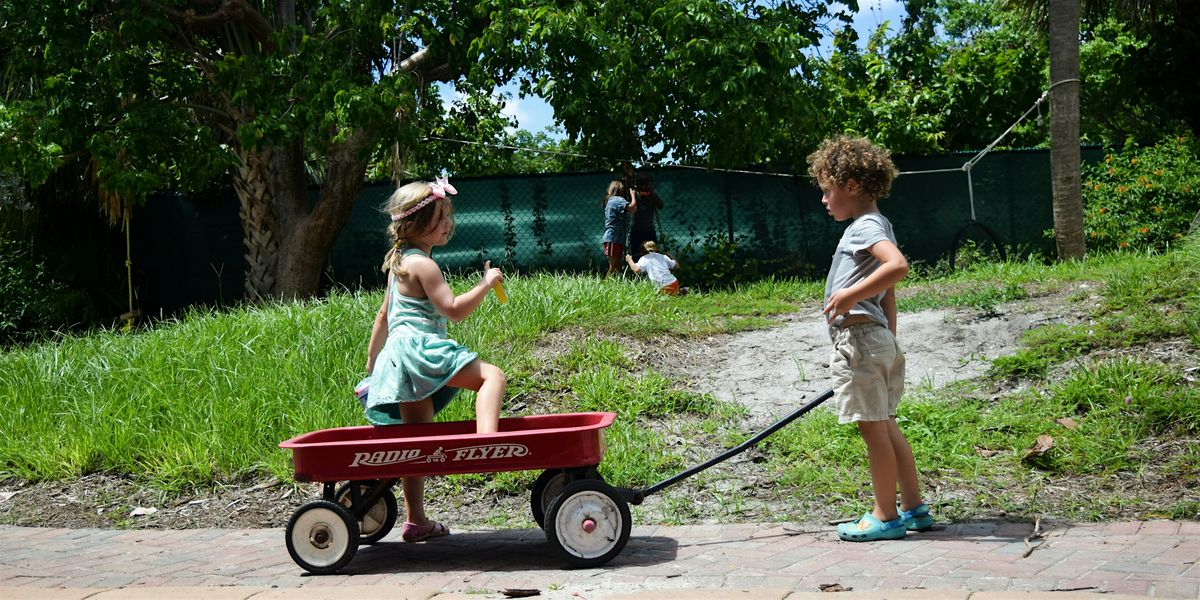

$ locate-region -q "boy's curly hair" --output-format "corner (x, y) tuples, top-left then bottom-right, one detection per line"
(806, 135), (898, 201)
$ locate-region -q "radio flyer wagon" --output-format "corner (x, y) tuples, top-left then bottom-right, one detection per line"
(279, 389), (833, 574)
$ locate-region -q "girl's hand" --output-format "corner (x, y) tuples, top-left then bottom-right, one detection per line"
(482, 260), (503, 288)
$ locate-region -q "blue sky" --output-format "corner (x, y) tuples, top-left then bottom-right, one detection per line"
(442, 0), (907, 135)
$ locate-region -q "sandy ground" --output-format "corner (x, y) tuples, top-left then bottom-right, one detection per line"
(659, 285), (1096, 426)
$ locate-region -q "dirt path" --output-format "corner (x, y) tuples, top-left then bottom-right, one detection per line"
(658, 286), (1092, 425)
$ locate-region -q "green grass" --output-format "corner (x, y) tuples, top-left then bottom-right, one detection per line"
(1, 237), (1197, 523)
(0, 273), (797, 492)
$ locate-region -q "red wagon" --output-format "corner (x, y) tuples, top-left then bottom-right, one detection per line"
(279, 389), (834, 575)
(279, 412), (627, 573)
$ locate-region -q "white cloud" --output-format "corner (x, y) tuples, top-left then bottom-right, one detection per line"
(501, 97), (532, 132)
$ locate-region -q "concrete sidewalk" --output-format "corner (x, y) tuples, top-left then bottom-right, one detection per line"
(1, 520), (1196, 599)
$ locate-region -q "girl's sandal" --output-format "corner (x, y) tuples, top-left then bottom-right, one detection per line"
(836, 512), (907, 542)
(401, 519), (450, 542)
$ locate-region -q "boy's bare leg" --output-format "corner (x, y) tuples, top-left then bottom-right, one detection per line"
(448, 359), (506, 433)
(398, 400), (435, 524)
(886, 419), (924, 511)
(857, 420), (900, 522)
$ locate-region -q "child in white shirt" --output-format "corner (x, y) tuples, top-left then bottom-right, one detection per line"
(625, 241), (683, 295)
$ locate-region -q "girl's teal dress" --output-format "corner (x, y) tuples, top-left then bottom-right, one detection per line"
(364, 248), (478, 425)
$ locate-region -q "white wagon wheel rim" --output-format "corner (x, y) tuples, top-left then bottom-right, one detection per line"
(553, 489), (624, 559)
(338, 487), (387, 536)
(290, 506), (353, 568)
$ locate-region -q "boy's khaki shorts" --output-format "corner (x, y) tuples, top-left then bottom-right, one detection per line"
(829, 322), (905, 424)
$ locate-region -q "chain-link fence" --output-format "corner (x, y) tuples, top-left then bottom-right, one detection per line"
(132, 147), (1103, 313)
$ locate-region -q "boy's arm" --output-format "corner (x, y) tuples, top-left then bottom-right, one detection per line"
(881, 286), (898, 334)
(822, 239), (908, 324)
(625, 254), (642, 274)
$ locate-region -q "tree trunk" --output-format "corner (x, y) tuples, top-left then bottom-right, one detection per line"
(1048, 0), (1085, 260)
(230, 130), (377, 300)
(234, 148), (279, 301)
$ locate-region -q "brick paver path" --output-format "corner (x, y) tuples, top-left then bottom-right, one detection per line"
(1, 520), (1197, 599)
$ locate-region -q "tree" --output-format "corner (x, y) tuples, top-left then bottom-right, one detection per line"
(1, 0), (840, 300)
(808, 0), (1048, 155)
(1048, 0), (1085, 259)
(1078, 7), (1200, 144)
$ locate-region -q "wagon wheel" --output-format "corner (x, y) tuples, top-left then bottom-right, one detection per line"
(335, 481), (398, 544)
(544, 479), (631, 568)
(285, 500), (360, 575)
(530, 466), (604, 529)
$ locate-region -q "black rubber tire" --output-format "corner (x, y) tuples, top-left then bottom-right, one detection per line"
(530, 469), (569, 529)
(950, 221), (1007, 272)
(285, 500), (360, 575)
(544, 479), (631, 568)
(334, 481), (398, 545)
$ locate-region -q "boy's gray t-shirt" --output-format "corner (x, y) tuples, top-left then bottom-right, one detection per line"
(823, 212), (897, 328)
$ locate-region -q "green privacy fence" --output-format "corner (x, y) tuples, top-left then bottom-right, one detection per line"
(132, 148), (1102, 313)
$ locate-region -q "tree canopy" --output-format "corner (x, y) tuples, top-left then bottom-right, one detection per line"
(1, 0), (849, 298)
(5, 0), (1198, 301)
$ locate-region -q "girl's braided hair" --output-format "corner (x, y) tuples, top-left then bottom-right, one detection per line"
(806, 135), (898, 200)
(380, 181), (455, 277)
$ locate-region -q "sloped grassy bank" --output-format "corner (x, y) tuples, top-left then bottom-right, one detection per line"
(1, 239), (1196, 527)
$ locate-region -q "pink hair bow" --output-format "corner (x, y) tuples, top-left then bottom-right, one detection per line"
(430, 176), (457, 199)
(392, 177), (458, 221)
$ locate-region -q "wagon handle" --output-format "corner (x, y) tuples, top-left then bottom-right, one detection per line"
(620, 388), (834, 505)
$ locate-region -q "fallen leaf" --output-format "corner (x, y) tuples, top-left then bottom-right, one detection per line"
(1055, 417), (1078, 430)
(975, 446), (1000, 458)
(501, 589), (541, 598)
(129, 506), (158, 517)
(1022, 434), (1054, 462)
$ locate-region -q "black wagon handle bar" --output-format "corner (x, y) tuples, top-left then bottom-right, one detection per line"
(623, 388), (835, 504)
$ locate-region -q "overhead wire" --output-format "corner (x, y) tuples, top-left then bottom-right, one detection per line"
(427, 78), (1083, 219)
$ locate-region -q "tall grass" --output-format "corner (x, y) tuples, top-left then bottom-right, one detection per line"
(0, 274), (803, 490)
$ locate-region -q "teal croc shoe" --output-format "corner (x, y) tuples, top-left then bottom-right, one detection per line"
(837, 513), (907, 542)
(899, 503), (935, 531)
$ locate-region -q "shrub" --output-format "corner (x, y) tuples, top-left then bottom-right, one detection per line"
(1082, 135), (1200, 252)
(0, 235), (91, 346)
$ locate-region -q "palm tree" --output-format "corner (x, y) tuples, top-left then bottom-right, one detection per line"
(1007, 0), (1198, 259)
(1048, 0), (1085, 259)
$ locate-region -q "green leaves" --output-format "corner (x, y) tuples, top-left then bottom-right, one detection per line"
(1081, 135), (1200, 253)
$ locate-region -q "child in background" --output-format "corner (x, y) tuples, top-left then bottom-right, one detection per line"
(625, 241), (682, 295)
(628, 172), (665, 261)
(362, 177), (507, 543)
(807, 136), (932, 541)
(600, 179), (637, 278)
